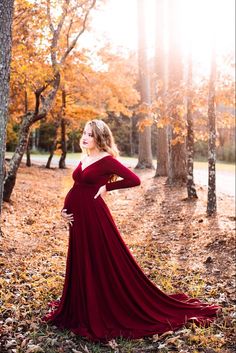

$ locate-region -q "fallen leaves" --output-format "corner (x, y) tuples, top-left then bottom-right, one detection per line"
(0, 164), (235, 353)
(26, 345), (44, 353)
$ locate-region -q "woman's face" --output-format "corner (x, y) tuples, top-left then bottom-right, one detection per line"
(81, 124), (97, 151)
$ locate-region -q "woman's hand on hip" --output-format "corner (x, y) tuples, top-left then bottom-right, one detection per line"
(94, 185), (107, 199)
(61, 209), (74, 226)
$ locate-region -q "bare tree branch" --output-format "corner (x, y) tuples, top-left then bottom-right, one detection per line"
(78, 0), (91, 8)
(48, 0), (70, 67)
(55, 0), (70, 37)
(34, 84), (48, 116)
(66, 18), (74, 49)
(60, 0), (96, 65)
(37, 72), (61, 121)
(46, 0), (55, 33)
(79, 71), (90, 83)
(67, 0), (92, 15)
(14, 9), (31, 24)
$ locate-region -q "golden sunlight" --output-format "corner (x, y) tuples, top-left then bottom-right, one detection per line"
(179, 0), (235, 59)
(88, 0), (235, 71)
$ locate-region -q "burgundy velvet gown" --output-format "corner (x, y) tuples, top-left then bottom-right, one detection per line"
(43, 155), (219, 342)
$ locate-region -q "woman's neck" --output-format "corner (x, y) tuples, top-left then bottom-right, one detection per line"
(88, 149), (102, 157)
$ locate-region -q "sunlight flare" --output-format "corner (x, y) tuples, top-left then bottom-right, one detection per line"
(90, 0), (235, 70)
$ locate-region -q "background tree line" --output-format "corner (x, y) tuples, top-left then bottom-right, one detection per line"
(6, 115), (235, 163)
(0, 0), (235, 219)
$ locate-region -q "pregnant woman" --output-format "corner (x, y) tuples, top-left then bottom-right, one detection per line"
(43, 119), (219, 342)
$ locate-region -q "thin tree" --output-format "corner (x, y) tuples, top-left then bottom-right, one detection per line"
(136, 0), (153, 169)
(24, 90), (32, 167)
(207, 50), (217, 215)
(154, 0), (168, 177)
(59, 89), (67, 169)
(46, 113), (59, 169)
(186, 52), (198, 198)
(0, 0), (15, 214)
(129, 115), (135, 156)
(167, 0), (186, 183)
(3, 0), (96, 202)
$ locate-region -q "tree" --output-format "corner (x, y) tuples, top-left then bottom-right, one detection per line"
(3, 0), (97, 202)
(136, 0), (153, 169)
(45, 113), (60, 169)
(207, 50), (217, 215)
(154, 0), (168, 176)
(58, 88), (67, 169)
(24, 90), (32, 167)
(167, 0), (186, 183)
(186, 52), (198, 199)
(0, 0), (15, 214)
(46, 49), (139, 166)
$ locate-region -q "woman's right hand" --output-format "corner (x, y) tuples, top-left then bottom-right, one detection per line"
(61, 209), (74, 226)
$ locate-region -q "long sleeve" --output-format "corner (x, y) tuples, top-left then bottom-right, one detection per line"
(105, 157), (141, 191)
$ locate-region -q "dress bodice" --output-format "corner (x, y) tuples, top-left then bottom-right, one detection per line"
(72, 156), (112, 188)
(62, 156), (141, 212)
(71, 155), (141, 191)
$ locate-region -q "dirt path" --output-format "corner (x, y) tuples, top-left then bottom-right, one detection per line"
(12, 153), (236, 196)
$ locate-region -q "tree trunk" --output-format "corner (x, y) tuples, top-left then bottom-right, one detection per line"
(46, 122), (59, 169)
(59, 89), (67, 169)
(46, 151), (54, 169)
(171, 141), (187, 183)
(156, 128), (168, 176)
(136, 0), (153, 169)
(3, 114), (32, 201)
(4, 73), (60, 201)
(186, 53), (197, 198)
(167, 0), (186, 184)
(167, 125), (173, 181)
(130, 115), (135, 157)
(136, 127), (153, 168)
(24, 90), (31, 167)
(26, 137), (31, 167)
(46, 151), (55, 169)
(207, 51), (217, 216)
(154, 0), (168, 177)
(3, 0), (96, 201)
(0, 0), (14, 215)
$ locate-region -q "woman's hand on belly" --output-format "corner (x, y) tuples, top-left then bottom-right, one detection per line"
(61, 209), (74, 226)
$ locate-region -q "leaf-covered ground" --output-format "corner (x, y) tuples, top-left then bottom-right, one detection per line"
(0, 163), (235, 353)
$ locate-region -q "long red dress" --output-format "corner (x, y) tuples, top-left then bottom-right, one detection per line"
(43, 155), (219, 342)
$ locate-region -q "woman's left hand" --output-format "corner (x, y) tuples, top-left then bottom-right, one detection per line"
(94, 185), (107, 199)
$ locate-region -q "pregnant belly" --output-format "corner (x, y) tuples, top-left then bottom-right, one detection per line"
(63, 183), (99, 213)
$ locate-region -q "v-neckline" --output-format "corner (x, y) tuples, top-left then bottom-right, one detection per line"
(80, 155), (111, 172)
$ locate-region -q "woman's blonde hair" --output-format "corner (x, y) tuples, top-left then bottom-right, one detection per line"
(82, 119), (119, 157)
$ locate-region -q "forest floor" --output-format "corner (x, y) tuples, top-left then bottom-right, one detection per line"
(0, 163), (235, 353)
